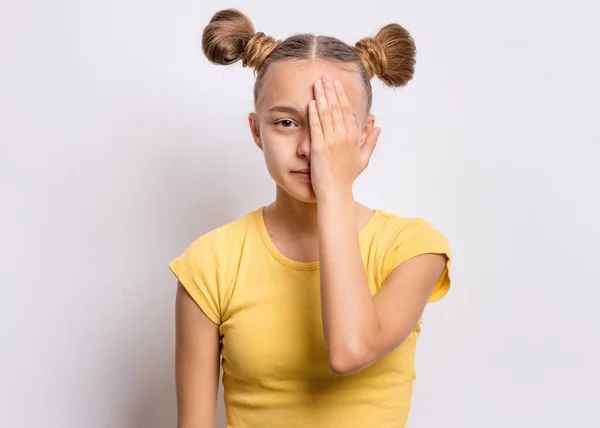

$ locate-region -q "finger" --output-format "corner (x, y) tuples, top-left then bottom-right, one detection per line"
(313, 78), (334, 139)
(360, 127), (381, 167)
(333, 80), (357, 133)
(322, 74), (344, 133)
(308, 100), (323, 151)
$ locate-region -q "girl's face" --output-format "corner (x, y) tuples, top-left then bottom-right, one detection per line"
(248, 60), (375, 203)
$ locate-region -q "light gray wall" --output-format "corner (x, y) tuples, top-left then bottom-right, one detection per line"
(1, 1), (598, 427)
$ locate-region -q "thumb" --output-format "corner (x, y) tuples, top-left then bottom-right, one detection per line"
(360, 127), (381, 166)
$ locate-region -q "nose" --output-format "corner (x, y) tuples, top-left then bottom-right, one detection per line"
(297, 133), (311, 159)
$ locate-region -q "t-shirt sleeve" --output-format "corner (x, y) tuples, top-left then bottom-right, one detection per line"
(380, 218), (452, 302)
(168, 233), (227, 325)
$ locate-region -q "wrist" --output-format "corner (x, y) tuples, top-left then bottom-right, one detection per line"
(316, 186), (354, 205)
(316, 188), (355, 218)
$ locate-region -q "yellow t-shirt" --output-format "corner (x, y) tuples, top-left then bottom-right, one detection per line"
(168, 206), (451, 428)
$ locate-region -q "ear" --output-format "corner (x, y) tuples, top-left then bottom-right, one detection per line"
(360, 114), (376, 147)
(248, 112), (263, 151)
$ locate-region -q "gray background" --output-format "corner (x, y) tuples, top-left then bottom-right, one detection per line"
(1, 0), (598, 427)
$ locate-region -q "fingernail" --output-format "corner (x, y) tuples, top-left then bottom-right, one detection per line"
(323, 74), (332, 82)
(315, 80), (323, 89)
(334, 80), (341, 88)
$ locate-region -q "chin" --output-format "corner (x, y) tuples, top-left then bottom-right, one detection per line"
(295, 194), (318, 204)
(280, 181), (317, 204)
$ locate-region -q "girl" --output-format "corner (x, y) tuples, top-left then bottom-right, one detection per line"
(169, 8), (451, 428)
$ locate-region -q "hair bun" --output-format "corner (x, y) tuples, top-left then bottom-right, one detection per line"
(201, 8), (280, 71)
(355, 23), (416, 87)
(242, 31), (281, 70)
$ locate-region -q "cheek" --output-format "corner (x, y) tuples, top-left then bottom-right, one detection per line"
(262, 132), (299, 160)
(261, 137), (292, 173)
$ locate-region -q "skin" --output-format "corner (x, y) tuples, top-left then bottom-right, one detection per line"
(248, 60), (379, 260)
(175, 59), (448, 426)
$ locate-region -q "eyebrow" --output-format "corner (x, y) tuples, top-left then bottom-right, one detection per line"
(268, 104), (357, 118)
(268, 105), (303, 115)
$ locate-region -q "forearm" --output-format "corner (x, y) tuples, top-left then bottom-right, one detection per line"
(317, 190), (380, 373)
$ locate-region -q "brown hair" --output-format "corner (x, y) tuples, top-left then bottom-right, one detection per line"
(201, 8), (416, 113)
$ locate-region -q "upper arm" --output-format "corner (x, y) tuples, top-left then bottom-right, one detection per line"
(369, 253), (448, 359)
(175, 281), (220, 428)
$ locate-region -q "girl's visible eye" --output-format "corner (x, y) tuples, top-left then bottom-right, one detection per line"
(275, 119), (298, 129)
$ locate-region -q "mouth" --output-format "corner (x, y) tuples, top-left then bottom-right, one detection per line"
(292, 170), (311, 181)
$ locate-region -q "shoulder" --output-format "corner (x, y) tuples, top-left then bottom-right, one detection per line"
(371, 209), (448, 249)
(168, 207), (261, 323)
(369, 209), (451, 302)
(181, 207), (258, 259)
(169, 207), (260, 281)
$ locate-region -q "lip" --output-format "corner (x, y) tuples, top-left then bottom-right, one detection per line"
(292, 170), (311, 181)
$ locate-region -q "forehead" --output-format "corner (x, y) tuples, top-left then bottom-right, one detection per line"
(257, 60), (366, 115)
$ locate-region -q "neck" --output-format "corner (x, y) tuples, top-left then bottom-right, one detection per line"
(269, 185), (319, 236)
